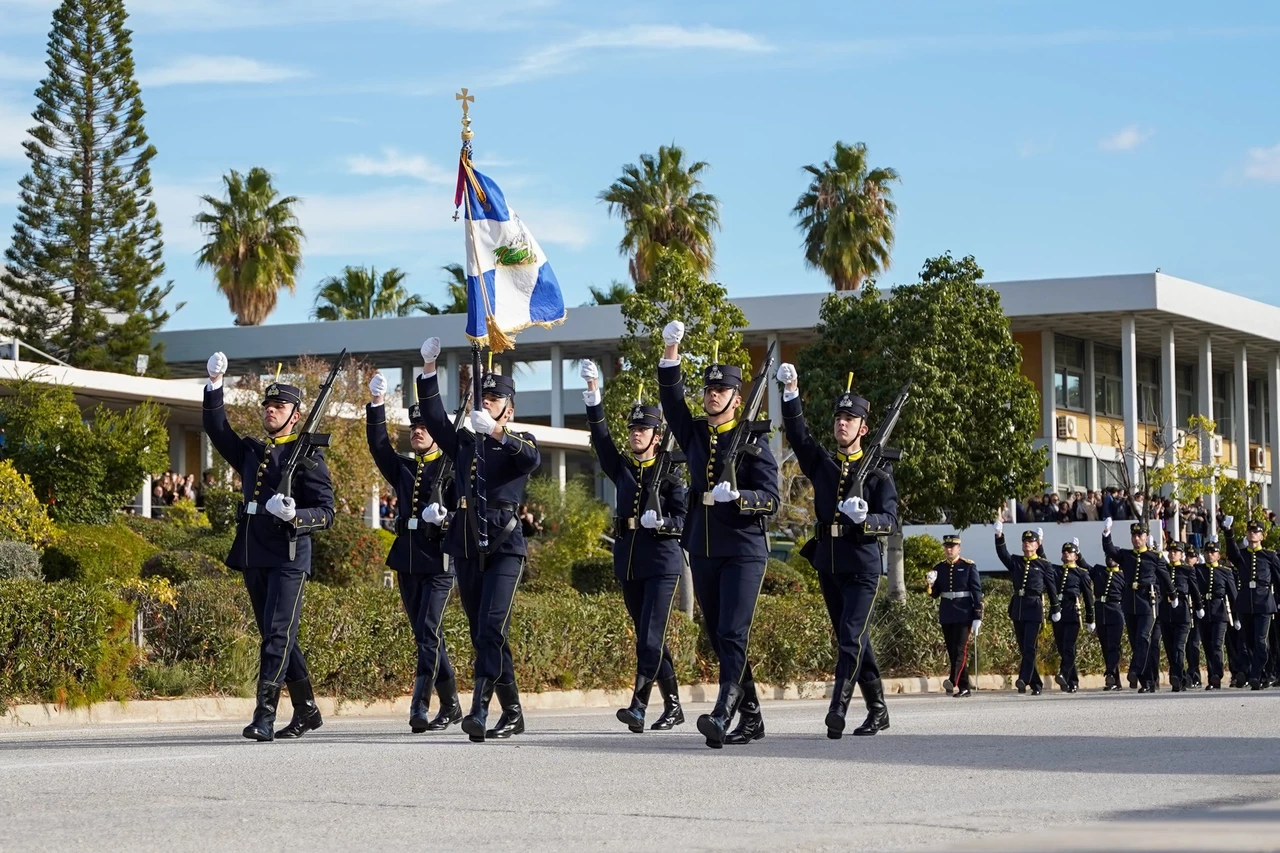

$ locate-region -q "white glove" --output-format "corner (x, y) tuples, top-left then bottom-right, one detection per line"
(420, 337), (441, 363)
(206, 351), (227, 380)
(1103, 517), (1113, 536)
(1050, 610), (1061, 623)
(1036, 527), (1044, 542)
(1235, 620), (1243, 630)
(640, 510), (662, 529)
(369, 372), (387, 399)
(925, 570), (938, 585)
(711, 481), (740, 503)
(579, 360), (598, 382)
(840, 496), (869, 523)
(1223, 515), (1234, 529)
(1196, 608), (1205, 619)
(583, 388), (601, 406)
(776, 363), (797, 385)
(662, 320), (685, 346)
(994, 519), (1004, 536)
(265, 494), (296, 522)
(971, 619), (982, 634)
(1087, 623), (1096, 633)
(470, 409), (498, 436)
(1071, 537), (1079, 547)
(1171, 597), (1180, 610)
(421, 503), (447, 525)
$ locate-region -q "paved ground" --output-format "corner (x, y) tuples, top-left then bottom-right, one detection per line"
(3, 689), (1280, 852)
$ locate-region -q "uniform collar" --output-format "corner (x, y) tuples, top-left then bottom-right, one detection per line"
(635, 457), (657, 469)
(1063, 561), (1077, 568)
(1134, 547), (1148, 554)
(1248, 545), (1263, 552)
(709, 418), (738, 435)
(266, 432), (299, 447)
(1170, 560), (1183, 566)
(1207, 562), (1219, 567)
(946, 558), (958, 566)
(836, 448), (864, 463)
(416, 448), (442, 464)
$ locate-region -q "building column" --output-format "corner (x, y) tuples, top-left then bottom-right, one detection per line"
(550, 344), (564, 428)
(766, 333), (783, 459)
(139, 474), (152, 518)
(1121, 316), (1140, 489)
(168, 427), (184, 475)
(402, 362), (419, 408)
(445, 350), (460, 412)
(366, 483), (380, 530)
(1040, 330), (1058, 494)
(199, 431), (212, 476)
(1085, 339), (1097, 483)
(554, 449), (567, 491)
(1198, 337), (1216, 537)
(1270, 354), (1280, 512)
(1160, 325), (1177, 474)
(1235, 344), (1250, 485)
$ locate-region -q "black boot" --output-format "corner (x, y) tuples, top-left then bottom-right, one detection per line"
(461, 678), (495, 743)
(649, 675), (685, 730)
(616, 675), (654, 733)
(276, 678), (323, 739)
(408, 674), (431, 733)
(426, 677), (462, 731)
(724, 680), (765, 745)
(486, 680), (525, 739)
(853, 677), (890, 736)
(696, 682), (744, 749)
(825, 677), (856, 740)
(242, 680), (282, 742)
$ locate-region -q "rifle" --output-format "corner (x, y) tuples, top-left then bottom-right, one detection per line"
(643, 428), (686, 522)
(847, 381), (912, 500)
(720, 341), (777, 495)
(426, 384), (472, 541)
(278, 349), (348, 560)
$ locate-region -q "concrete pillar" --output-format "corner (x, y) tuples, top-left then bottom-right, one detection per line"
(168, 427), (184, 475)
(1270, 353), (1280, 512)
(1160, 325), (1177, 473)
(1199, 337), (1216, 538)
(1121, 316), (1139, 489)
(367, 482), (379, 529)
(554, 448), (567, 491)
(1041, 330), (1058, 494)
(402, 362), (419, 407)
(766, 333), (782, 459)
(139, 474), (152, 518)
(550, 344), (564, 428)
(1235, 343), (1249, 485)
(199, 431), (213, 476)
(1085, 339), (1097, 459)
(445, 351), (460, 412)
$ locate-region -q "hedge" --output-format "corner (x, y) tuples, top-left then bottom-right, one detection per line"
(41, 523), (159, 584)
(0, 542), (41, 580)
(122, 515), (234, 562)
(141, 550), (229, 584)
(311, 513), (388, 587)
(0, 460), (58, 549)
(569, 555), (615, 595)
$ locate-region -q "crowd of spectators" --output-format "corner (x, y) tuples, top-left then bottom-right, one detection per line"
(145, 470), (217, 517)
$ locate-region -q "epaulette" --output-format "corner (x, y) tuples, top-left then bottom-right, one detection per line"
(693, 416), (709, 424)
(962, 558), (975, 565)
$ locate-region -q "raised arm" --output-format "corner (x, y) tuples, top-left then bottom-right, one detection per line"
(1223, 520), (1244, 568)
(201, 352), (245, 470)
(416, 338), (460, 459)
(994, 530), (1016, 573)
(581, 362), (624, 482)
(777, 363), (825, 477)
(656, 321), (695, 450)
(365, 373), (403, 485)
(1101, 525), (1122, 563)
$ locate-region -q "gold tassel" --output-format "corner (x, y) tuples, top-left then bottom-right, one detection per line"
(275, 363), (282, 382)
(486, 315), (515, 354)
(846, 371), (854, 393)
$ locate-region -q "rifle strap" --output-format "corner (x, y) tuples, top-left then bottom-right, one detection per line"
(467, 505), (520, 559)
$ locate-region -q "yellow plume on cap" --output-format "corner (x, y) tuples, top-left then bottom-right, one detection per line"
(635, 380), (644, 405)
(487, 351), (494, 372)
(712, 341), (719, 363)
(275, 363), (282, 381)
(846, 372), (854, 393)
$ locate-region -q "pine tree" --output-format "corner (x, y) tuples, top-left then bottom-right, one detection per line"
(1, 0), (171, 375)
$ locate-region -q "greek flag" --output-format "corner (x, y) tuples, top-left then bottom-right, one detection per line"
(456, 159), (565, 351)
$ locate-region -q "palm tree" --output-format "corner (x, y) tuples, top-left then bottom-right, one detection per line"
(195, 167), (304, 325)
(422, 263), (469, 315)
(583, 280), (632, 306)
(311, 266), (426, 321)
(599, 145), (720, 284)
(793, 141), (900, 292)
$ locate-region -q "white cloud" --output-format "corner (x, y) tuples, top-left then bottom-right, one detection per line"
(0, 52), (44, 81)
(0, 98), (33, 162)
(346, 148), (455, 185)
(1244, 143), (1280, 182)
(1099, 125), (1154, 152)
(139, 55), (307, 87)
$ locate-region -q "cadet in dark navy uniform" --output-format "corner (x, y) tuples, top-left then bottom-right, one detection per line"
(366, 372), (461, 733)
(1151, 541), (1203, 693)
(778, 362), (898, 736)
(418, 337), (541, 741)
(202, 352), (335, 742)
(1195, 540), (1239, 690)
(1049, 539), (1095, 693)
(1183, 545), (1204, 688)
(580, 360), (688, 733)
(1090, 555), (1126, 690)
(658, 321), (779, 749)
(1101, 518), (1174, 693)
(925, 534), (982, 698)
(1220, 516), (1279, 690)
(993, 524), (1060, 694)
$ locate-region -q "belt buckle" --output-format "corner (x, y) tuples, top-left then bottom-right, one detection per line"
(407, 518), (419, 530)
(459, 497), (468, 509)
(1250, 581), (1258, 589)
(1017, 589), (1026, 596)
(245, 501), (257, 515)
(1131, 582), (1139, 590)
(830, 524), (842, 538)
(702, 492), (715, 506)
(626, 518), (636, 530)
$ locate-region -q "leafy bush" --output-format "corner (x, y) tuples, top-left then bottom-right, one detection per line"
(903, 534), (946, 592)
(524, 477), (610, 585)
(0, 460), (57, 549)
(203, 487), (239, 534)
(141, 550), (229, 584)
(161, 499), (208, 528)
(311, 513), (387, 587)
(786, 537), (824, 593)
(41, 523), (158, 584)
(0, 542), (41, 580)
(570, 555), (616, 595)
(762, 558), (808, 596)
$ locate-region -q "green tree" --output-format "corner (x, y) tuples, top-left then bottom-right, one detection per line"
(1, 0), (172, 375)
(796, 253), (1045, 526)
(312, 266), (426, 321)
(584, 281), (632, 306)
(194, 167), (303, 326)
(0, 376), (168, 523)
(793, 141), (900, 292)
(599, 145), (720, 284)
(421, 263), (469, 315)
(602, 247), (750, 439)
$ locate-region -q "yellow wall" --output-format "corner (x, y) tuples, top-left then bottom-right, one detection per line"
(1053, 409), (1091, 443)
(1014, 331), (1043, 438)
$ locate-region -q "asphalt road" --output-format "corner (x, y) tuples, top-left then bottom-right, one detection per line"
(3, 689), (1279, 853)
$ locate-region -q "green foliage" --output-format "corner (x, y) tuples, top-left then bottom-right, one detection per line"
(903, 534), (946, 592)
(570, 555), (616, 594)
(161, 499), (208, 529)
(524, 478), (610, 585)
(603, 247), (752, 439)
(762, 558), (808, 596)
(311, 513), (387, 587)
(142, 579), (258, 696)
(0, 542), (42, 580)
(0, 0), (171, 374)
(312, 265), (429, 321)
(797, 254), (1046, 526)
(42, 522), (158, 584)
(0, 378), (168, 523)
(120, 514), (233, 562)
(421, 264), (469, 315)
(0, 460), (57, 548)
(203, 487), (239, 534)
(141, 550), (228, 584)
(584, 281), (633, 306)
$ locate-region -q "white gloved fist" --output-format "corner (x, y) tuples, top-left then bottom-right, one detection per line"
(1223, 515), (1235, 530)
(640, 510), (662, 530)
(1071, 537), (1080, 547)
(206, 351), (228, 380)
(421, 503), (447, 526)
(662, 320), (685, 346)
(420, 337), (441, 363)
(1196, 608), (1205, 619)
(776, 363), (797, 386)
(994, 519), (1004, 536)
(1087, 623), (1096, 633)
(711, 481), (740, 503)
(840, 496), (869, 524)
(265, 494), (296, 522)
(583, 388), (601, 407)
(369, 372), (387, 399)
(1235, 620), (1243, 630)
(1050, 610), (1061, 623)
(470, 409), (498, 436)
(1172, 597), (1180, 610)
(579, 360), (598, 382)
(925, 570), (938, 585)
(971, 619), (982, 634)
(1103, 517), (1113, 536)
(1036, 527), (1044, 542)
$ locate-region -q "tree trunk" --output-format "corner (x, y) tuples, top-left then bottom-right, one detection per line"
(886, 532), (906, 602)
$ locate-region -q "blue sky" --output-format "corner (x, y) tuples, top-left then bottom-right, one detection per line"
(1, 0), (1279, 335)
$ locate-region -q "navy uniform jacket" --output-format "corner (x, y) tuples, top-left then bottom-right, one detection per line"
(1101, 534), (1175, 615)
(994, 536), (1061, 622)
(1158, 562), (1204, 625)
(202, 385), (334, 572)
(1196, 561), (1240, 623)
(657, 363), (779, 560)
(1223, 537), (1279, 616)
(417, 373), (541, 561)
(929, 558), (983, 624)
(781, 395), (897, 576)
(585, 401), (685, 581)
(1050, 562), (1096, 625)
(1090, 563), (1127, 628)
(366, 403), (454, 575)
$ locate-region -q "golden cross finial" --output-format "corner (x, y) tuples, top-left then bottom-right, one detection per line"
(455, 88), (474, 118)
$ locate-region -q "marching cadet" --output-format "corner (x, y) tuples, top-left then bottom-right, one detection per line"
(1195, 539), (1239, 690)
(1225, 549), (1248, 688)
(777, 363), (898, 737)
(203, 352), (335, 741)
(993, 523), (1061, 694)
(1090, 555), (1127, 690)
(1049, 539), (1095, 693)
(659, 322), (779, 749)
(1220, 516), (1279, 690)
(924, 534), (981, 698)
(580, 361), (688, 733)
(1101, 518), (1174, 693)
(1150, 541), (1203, 693)
(418, 338), (541, 741)
(1183, 545), (1204, 689)
(366, 373), (461, 733)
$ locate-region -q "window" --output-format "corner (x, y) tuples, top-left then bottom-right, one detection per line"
(1214, 370), (1232, 439)
(1057, 454), (1089, 494)
(1249, 379), (1270, 445)
(1098, 460), (1126, 490)
(1054, 335), (1086, 412)
(1175, 365), (1196, 427)
(1095, 345), (1123, 417)
(1137, 356), (1161, 424)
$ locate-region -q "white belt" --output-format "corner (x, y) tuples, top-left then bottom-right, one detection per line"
(941, 592), (971, 599)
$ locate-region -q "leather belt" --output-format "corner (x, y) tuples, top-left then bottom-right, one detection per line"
(940, 592), (971, 600)
(458, 498), (518, 512)
(614, 516), (637, 531)
(814, 522), (853, 540)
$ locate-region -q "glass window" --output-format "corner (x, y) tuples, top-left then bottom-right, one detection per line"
(1098, 460), (1126, 490)
(1094, 345), (1123, 417)
(1056, 454), (1090, 494)
(1249, 379), (1270, 445)
(1137, 356), (1161, 424)
(1214, 371), (1232, 439)
(1054, 335), (1086, 412)
(1175, 365), (1196, 428)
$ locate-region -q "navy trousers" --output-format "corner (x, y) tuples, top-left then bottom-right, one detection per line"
(1239, 613), (1273, 684)
(1226, 622), (1244, 682)
(1053, 620), (1081, 688)
(1200, 620), (1228, 686)
(1185, 620), (1202, 684)
(242, 566), (309, 686)
(1157, 622), (1191, 687)
(397, 571), (457, 685)
(1125, 602), (1157, 684)
(819, 572), (882, 685)
(454, 553), (524, 684)
(1012, 619), (1042, 688)
(620, 574), (680, 681)
(940, 622), (972, 690)
(1098, 621), (1124, 680)
(690, 555), (766, 687)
